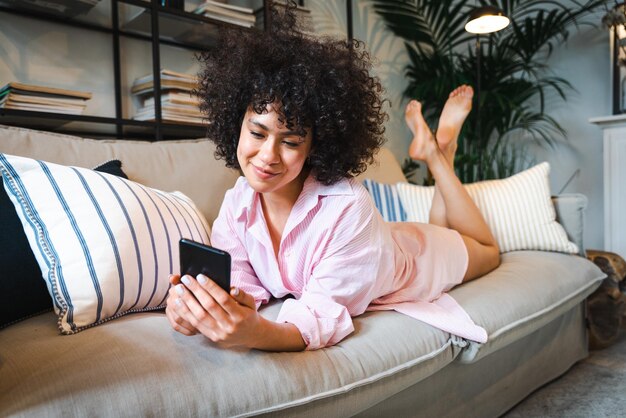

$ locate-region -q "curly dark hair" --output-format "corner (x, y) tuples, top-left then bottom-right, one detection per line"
(196, 2), (388, 185)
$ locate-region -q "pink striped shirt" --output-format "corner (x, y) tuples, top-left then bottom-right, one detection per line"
(211, 175), (488, 350)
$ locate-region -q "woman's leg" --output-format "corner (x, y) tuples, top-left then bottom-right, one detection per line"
(405, 99), (500, 281)
(406, 85), (474, 228)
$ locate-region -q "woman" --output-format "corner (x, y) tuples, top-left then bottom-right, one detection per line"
(165, 5), (499, 351)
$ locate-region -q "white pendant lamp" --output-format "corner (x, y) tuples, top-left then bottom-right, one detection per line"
(465, 5), (510, 34)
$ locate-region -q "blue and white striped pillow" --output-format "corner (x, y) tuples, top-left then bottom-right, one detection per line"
(0, 154), (210, 334)
(362, 178), (407, 222)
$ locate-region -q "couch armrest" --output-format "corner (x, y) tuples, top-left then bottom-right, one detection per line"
(552, 193), (587, 257)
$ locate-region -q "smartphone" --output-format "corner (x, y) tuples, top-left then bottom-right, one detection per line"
(179, 238), (231, 293)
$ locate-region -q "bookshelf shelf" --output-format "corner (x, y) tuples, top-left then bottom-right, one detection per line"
(0, 2), (244, 50)
(0, 5), (111, 34)
(120, 0), (262, 50)
(0, 0), (265, 141)
(0, 108), (206, 140)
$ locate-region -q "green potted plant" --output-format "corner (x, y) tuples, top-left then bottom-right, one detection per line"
(372, 0), (609, 183)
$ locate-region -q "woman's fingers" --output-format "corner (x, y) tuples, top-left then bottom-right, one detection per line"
(193, 274), (244, 314)
(170, 289), (220, 340)
(175, 275), (228, 328)
(170, 274), (261, 347)
(165, 306), (195, 336)
(230, 287), (256, 310)
(165, 292), (197, 336)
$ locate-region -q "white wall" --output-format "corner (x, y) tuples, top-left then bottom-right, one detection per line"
(531, 25), (610, 250)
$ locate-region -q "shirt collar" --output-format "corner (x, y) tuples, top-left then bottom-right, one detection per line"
(234, 177), (255, 220)
(301, 174), (354, 199)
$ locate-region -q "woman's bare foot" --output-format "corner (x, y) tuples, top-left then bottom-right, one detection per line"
(436, 85), (473, 165)
(406, 100), (440, 163)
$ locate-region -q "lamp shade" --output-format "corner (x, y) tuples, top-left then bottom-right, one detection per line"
(465, 5), (510, 34)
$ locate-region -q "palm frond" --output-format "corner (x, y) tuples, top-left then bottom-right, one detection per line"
(372, 0), (610, 181)
(370, 0), (435, 46)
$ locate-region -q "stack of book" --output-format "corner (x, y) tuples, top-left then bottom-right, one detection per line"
(0, 82), (92, 115)
(193, 0), (256, 28)
(131, 69), (204, 125)
(0, 0), (101, 17)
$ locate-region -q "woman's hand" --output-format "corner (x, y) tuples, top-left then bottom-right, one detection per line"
(166, 274), (306, 351)
(168, 273), (261, 348)
(165, 274), (198, 336)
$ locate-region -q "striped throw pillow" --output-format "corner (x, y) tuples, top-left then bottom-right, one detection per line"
(362, 179), (407, 222)
(395, 162), (578, 254)
(0, 154), (211, 334)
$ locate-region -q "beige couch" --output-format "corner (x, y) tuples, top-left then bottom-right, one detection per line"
(0, 125), (605, 417)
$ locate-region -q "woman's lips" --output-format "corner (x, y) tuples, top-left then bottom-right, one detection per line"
(252, 164), (279, 180)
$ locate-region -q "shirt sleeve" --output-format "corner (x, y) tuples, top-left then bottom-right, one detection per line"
(211, 188), (271, 310)
(276, 189), (386, 350)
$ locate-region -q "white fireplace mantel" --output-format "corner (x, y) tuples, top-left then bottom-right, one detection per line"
(590, 115), (626, 258)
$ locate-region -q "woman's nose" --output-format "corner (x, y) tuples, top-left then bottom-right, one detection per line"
(258, 139), (280, 165)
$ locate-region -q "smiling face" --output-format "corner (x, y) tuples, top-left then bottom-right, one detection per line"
(237, 104), (313, 204)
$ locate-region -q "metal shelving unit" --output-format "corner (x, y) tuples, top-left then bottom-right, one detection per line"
(0, 0), (358, 140)
(0, 0), (265, 140)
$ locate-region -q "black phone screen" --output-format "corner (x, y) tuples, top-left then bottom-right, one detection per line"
(179, 239), (231, 293)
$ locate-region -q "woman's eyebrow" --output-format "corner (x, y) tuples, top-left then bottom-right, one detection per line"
(248, 118), (302, 136)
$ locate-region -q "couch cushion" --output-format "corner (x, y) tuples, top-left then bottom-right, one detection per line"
(356, 147), (407, 184)
(0, 302), (460, 417)
(0, 125), (240, 224)
(450, 251), (605, 363)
